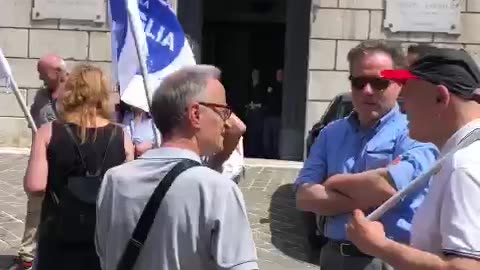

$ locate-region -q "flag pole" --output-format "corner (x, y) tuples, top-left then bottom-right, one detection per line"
(10, 78), (37, 134)
(124, 0), (160, 148)
(367, 128), (480, 221)
(0, 51), (37, 133)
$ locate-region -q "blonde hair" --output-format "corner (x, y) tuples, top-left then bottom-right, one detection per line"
(60, 64), (114, 143)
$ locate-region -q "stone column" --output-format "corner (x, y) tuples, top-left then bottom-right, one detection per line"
(170, 0), (177, 12)
(177, 0), (203, 62)
(279, 0), (311, 161)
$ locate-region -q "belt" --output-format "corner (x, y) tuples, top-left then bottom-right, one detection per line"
(327, 240), (372, 258)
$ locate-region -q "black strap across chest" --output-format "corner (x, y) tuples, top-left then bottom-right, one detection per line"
(116, 159), (201, 270)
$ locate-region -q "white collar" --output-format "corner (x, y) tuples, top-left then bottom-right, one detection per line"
(440, 119), (480, 155)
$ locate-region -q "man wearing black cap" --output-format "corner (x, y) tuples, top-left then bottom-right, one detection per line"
(346, 48), (480, 269)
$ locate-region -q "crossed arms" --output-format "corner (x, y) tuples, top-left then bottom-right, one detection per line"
(296, 168), (396, 215)
(295, 130), (438, 216)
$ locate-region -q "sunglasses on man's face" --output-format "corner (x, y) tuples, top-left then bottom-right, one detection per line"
(349, 75), (391, 91)
(198, 102), (232, 121)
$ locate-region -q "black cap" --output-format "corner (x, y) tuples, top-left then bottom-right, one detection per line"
(381, 48), (480, 101)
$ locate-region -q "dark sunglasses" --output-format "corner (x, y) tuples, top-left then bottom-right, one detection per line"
(349, 75), (391, 91)
(199, 102), (232, 121)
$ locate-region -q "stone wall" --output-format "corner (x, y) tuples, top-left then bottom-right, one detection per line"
(0, 0), (112, 147)
(2, 0), (478, 149)
(306, 0), (480, 133)
(0, 0), (182, 148)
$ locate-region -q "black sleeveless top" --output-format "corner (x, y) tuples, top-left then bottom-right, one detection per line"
(41, 121), (126, 224)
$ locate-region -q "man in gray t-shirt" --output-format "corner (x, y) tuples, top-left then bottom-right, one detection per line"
(16, 54), (67, 270)
(96, 65), (258, 270)
(29, 88), (57, 127)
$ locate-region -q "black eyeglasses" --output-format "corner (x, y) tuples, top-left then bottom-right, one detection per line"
(349, 75), (391, 91)
(199, 102), (232, 121)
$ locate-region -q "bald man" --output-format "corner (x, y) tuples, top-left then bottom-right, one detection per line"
(30, 54), (67, 126)
(14, 54), (67, 270)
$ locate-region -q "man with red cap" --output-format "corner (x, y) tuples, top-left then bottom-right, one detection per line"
(347, 48), (480, 269)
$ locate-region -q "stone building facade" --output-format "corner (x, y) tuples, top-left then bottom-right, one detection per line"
(305, 0), (480, 138)
(0, 0), (479, 160)
(0, 0), (116, 147)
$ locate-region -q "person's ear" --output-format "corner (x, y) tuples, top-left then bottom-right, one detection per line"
(189, 103), (201, 129)
(436, 85), (450, 106)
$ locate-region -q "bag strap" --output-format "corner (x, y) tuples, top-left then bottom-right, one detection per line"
(49, 124), (118, 206)
(116, 159), (201, 270)
(94, 126), (117, 176)
(63, 123), (117, 176)
(63, 123), (87, 169)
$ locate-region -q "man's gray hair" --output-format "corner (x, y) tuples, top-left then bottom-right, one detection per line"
(151, 64), (221, 135)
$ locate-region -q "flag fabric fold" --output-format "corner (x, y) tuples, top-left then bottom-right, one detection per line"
(0, 49), (38, 131)
(0, 49), (14, 92)
(109, 0), (196, 112)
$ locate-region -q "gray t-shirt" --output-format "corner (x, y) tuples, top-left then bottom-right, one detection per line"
(95, 147), (258, 270)
(29, 88), (57, 128)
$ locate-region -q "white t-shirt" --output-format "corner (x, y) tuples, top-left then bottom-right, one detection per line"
(410, 119), (480, 259)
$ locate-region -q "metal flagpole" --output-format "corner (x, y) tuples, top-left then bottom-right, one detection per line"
(0, 50), (38, 133)
(124, 0), (160, 148)
(367, 128), (480, 221)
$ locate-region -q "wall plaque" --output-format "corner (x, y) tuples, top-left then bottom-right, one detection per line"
(32, 0), (106, 23)
(384, 0), (461, 34)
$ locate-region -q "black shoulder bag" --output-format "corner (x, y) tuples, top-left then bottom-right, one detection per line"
(117, 159), (201, 270)
(48, 124), (117, 243)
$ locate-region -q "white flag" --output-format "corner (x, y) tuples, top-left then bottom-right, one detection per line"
(0, 49), (14, 92)
(108, 0), (196, 112)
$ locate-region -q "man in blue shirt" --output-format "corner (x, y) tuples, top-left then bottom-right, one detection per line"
(295, 40), (439, 270)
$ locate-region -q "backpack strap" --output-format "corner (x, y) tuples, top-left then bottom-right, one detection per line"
(63, 123), (88, 171)
(93, 126), (117, 176)
(49, 124), (117, 206)
(116, 159), (201, 270)
(63, 123), (117, 176)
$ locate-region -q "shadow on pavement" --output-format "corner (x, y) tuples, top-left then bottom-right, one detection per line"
(0, 255), (16, 270)
(267, 183), (320, 266)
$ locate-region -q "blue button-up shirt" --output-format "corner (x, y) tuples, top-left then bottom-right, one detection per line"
(295, 105), (439, 244)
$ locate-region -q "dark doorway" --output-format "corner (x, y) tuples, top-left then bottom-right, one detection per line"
(178, 0), (309, 160)
(202, 22), (285, 120)
(201, 1), (286, 159)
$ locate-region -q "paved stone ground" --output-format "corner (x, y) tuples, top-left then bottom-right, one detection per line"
(0, 154), (317, 270)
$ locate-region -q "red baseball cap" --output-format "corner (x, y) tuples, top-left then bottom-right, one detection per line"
(380, 48), (480, 102)
(380, 69), (418, 84)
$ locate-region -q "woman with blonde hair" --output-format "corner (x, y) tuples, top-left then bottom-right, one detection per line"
(24, 64), (134, 270)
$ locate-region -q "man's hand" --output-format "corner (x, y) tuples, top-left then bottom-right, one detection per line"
(346, 209), (390, 256)
(347, 210), (480, 270)
(324, 169), (396, 208)
(208, 113), (246, 171)
(296, 183), (359, 216)
(134, 141), (153, 157)
(225, 113), (246, 138)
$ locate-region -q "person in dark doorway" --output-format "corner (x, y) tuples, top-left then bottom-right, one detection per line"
(245, 68), (265, 157)
(262, 68), (283, 159)
(406, 44), (436, 67)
